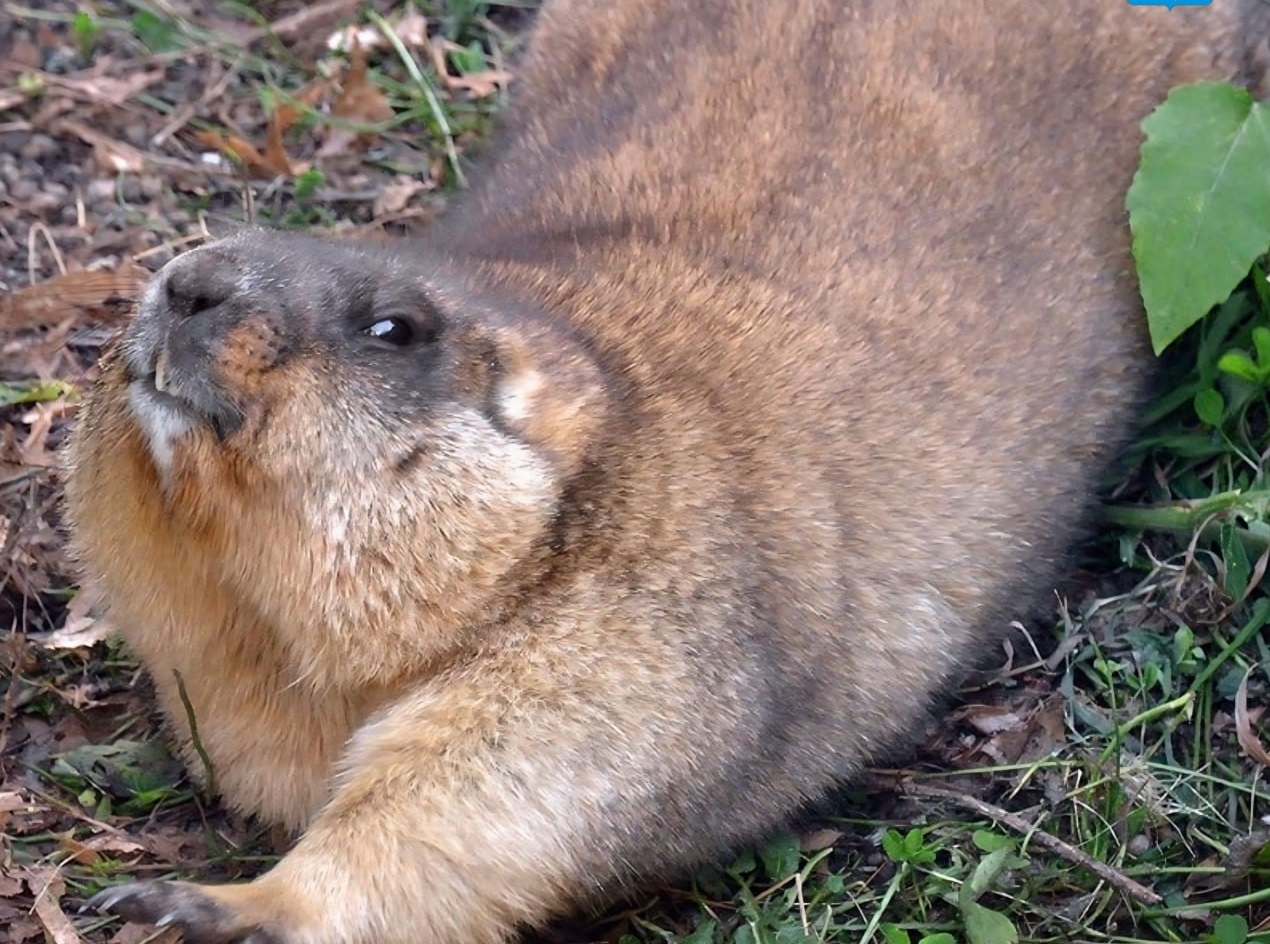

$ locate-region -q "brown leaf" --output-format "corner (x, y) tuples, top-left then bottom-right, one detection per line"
(445, 69), (513, 98)
(29, 871), (85, 944)
(38, 589), (116, 652)
(275, 78), (334, 135)
(1235, 669), (1270, 766)
(319, 37), (394, 158)
(425, 36), (513, 98)
(192, 128), (291, 179)
(49, 69), (165, 108)
(374, 177), (430, 216)
(0, 263), (150, 330)
(108, 925), (183, 944)
(799, 828), (844, 852)
(262, 109), (300, 178)
(54, 119), (147, 175)
(0, 869), (23, 898)
(394, 11), (429, 47)
(58, 833), (145, 867)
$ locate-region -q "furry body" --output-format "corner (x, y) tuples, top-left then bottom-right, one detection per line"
(66, 2), (1270, 942)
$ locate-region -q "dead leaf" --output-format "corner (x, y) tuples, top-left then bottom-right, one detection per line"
(54, 119), (147, 174)
(17, 400), (66, 469)
(109, 925), (183, 944)
(326, 24), (386, 53)
(445, 68), (513, 98)
(262, 109), (301, 178)
(374, 178), (430, 216)
(799, 828), (844, 852)
(0, 792), (35, 817)
(48, 69), (165, 108)
(395, 11), (429, 46)
(1, 263), (150, 331)
(58, 832), (145, 866)
(37, 615), (116, 652)
(1236, 669), (1270, 766)
(192, 127), (290, 178)
(424, 36), (512, 98)
(0, 871), (22, 898)
(29, 871), (85, 944)
(275, 78), (334, 135)
(319, 37), (394, 158)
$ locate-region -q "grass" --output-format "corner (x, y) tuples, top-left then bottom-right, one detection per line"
(4, 2), (1270, 943)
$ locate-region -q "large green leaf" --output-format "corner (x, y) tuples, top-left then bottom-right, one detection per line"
(1127, 83), (1270, 354)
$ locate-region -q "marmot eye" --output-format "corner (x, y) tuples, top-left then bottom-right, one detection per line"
(363, 317), (415, 345)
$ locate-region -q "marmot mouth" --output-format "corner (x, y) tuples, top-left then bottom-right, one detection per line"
(152, 349), (172, 394)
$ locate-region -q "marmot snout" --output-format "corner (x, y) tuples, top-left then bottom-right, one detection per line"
(65, 1), (1270, 943)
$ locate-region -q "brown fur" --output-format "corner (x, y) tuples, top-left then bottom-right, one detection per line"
(65, 2), (1269, 943)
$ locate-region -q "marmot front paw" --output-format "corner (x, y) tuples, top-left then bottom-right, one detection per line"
(87, 880), (284, 944)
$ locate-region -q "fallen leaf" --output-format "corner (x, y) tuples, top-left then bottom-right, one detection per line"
(799, 828), (844, 852)
(445, 68), (513, 98)
(54, 119), (147, 174)
(192, 127), (290, 178)
(109, 925), (183, 944)
(394, 11), (429, 46)
(58, 832), (145, 866)
(374, 177), (429, 216)
(0, 263), (150, 330)
(275, 78), (334, 135)
(0, 792), (35, 817)
(425, 36), (512, 98)
(49, 69), (165, 107)
(326, 23), (384, 53)
(1236, 669), (1270, 766)
(29, 871), (85, 944)
(37, 616), (116, 652)
(319, 37), (394, 158)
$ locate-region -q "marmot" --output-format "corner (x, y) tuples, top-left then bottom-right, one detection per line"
(65, 2), (1269, 943)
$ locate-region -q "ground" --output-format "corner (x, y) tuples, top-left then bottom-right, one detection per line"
(1, 3), (1268, 944)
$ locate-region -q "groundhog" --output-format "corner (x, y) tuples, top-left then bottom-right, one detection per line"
(64, 1), (1269, 942)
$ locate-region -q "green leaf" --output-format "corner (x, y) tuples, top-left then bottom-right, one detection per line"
(1212, 913), (1249, 944)
(903, 828), (926, 857)
(0, 379), (72, 406)
(1194, 386), (1226, 427)
(1217, 352), (1264, 384)
(50, 740), (184, 803)
(1220, 520), (1252, 600)
(451, 40), (486, 74)
(959, 847), (1013, 908)
(1173, 625), (1195, 667)
(294, 167), (325, 200)
(728, 849), (756, 874)
(917, 936), (957, 944)
(131, 10), (183, 52)
(971, 830), (1013, 854)
(882, 829), (907, 863)
(759, 831), (801, 882)
(1127, 82), (1270, 354)
(879, 926), (911, 944)
(682, 917), (717, 944)
(962, 901), (1018, 944)
(1253, 327), (1270, 368)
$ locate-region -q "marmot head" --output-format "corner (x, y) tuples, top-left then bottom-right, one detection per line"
(68, 229), (608, 691)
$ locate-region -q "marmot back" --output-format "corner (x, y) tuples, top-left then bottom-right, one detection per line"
(66, 2), (1269, 943)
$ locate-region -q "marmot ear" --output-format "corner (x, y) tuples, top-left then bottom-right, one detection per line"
(487, 323), (607, 479)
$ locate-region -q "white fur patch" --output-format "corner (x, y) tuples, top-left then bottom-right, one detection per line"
(127, 381), (195, 482)
(498, 369), (543, 425)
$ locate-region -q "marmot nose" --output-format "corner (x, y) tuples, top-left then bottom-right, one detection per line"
(161, 246), (241, 321)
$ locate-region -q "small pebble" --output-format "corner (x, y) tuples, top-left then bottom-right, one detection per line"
(9, 178), (37, 201)
(20, 134), (58, 161)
